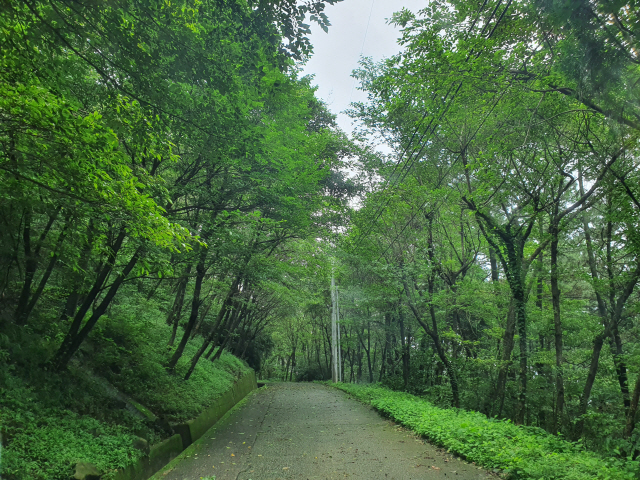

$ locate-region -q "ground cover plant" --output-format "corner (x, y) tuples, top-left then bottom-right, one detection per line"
(0, 296), (251, 480)
(333, 383), (640, 480)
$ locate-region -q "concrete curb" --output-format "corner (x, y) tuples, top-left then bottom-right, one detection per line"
(113, 370), (257, 480)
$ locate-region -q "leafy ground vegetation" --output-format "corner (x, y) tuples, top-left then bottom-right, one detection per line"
(1, 298), (249, 479)
(335, 383), (639, 479)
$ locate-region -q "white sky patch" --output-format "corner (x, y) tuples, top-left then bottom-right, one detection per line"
(302, 0), (427, 136)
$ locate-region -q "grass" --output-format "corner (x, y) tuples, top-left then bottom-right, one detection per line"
(332, 383), (640, 480)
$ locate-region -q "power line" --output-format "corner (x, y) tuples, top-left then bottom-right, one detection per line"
(355, 0), (506, 243)
(375, 85), (510, 261)
(352, 0), (513, 250)
(348, 0), (376, 105)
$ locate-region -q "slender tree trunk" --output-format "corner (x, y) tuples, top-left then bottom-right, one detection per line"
(399, 309), (410, 390)
(624, 370), (640, 438)
(22, 216), (70, 324)
(15, 209), (59, 324)
(367, 322), (373, 383)
(403, 277), (460, 407)
(378, 344), (386, 382)
(54, 228), (126, 364)
(493, 301), (516, 417)
(289, 347), (296, 381)
(167, 249), (207, 370)
(575, 331), (608, 438)
(508, 252), (528, 424)
(357, 340), (363, 383)
(358, 334), (373, 384)
(167, 265), (192, 345)
(212, 302), (249, 364)
(576, 262), (640, 437)
(191, 294), (215, 339)
(429, 300), (459, 408)
(184, 274), (245, 378)
(610, 325), (630, 411)
(323, 322), (331, 375)
(549, 218), (565, 434)
(54, 246), (142, 370)
(604, 216), (630, 410)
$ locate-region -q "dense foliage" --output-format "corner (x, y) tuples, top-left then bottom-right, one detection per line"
(260, 0), (640, 470)
(0, 0), (350, 478)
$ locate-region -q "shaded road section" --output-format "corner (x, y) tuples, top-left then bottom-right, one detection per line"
(154, 383), (494, 480)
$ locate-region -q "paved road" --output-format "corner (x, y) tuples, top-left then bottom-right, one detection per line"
(154, 383), (494, 480)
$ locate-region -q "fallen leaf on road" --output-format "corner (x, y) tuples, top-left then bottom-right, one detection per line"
(431, 466), (441, 470)
(283, 467), (289, 470)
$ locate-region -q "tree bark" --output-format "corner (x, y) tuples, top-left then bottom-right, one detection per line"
(610, 322), (630, 411)
(399, 308), (410, 390)
(54, 228), (126, 364)
(575, 263), (640, 438)
(184, 273), (245, 378)
(167, 265), (192, 345)
(624, 369), (640, 439)
(549, 218), (564, 434)
(15, 209), (59, 324)
(54, 246), (142, 370)
(493, 301), (516, 417)
(167, 248), (207, 370)
(21, 215), (70, 324)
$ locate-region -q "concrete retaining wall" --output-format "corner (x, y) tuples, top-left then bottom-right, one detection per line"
(114, 370), (257, 480)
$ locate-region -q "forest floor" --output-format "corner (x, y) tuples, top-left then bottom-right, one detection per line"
(153, 382), (495, 480)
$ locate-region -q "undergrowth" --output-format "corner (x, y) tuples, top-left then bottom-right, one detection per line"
(332, 383), (640, 480)
(0, 295), (251, 480)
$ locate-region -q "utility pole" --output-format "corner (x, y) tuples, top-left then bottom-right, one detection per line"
(331, 271), (338, 382)
(337, 286), (342, 382)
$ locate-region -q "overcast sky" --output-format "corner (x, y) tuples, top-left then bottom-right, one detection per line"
(301, 0), (427, 135)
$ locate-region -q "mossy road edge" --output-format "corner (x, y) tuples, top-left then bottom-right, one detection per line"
(113, 370), (257, 480)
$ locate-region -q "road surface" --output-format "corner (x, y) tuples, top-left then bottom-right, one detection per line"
(154, 383), (494, 480)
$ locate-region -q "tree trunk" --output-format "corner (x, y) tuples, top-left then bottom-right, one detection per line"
(54, 228), (126, 365)
(493, 301), (516, 417)
(167, 265), (192, 346)
(367, 322), (373, 383)
(378, 344), (386, 382)
(167, 249), (207, 370)
(550, 219), (565, 434)
(15, 209), (59, 324)
(623, 369), (640, 439)
(575, 331), (608, 438)
(21, 216), (70, 324)
(610, 325), (630, 411)
(399, 309), (410, 390)
(54, 246), (142, 370)
(184, 273), (245, 379)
